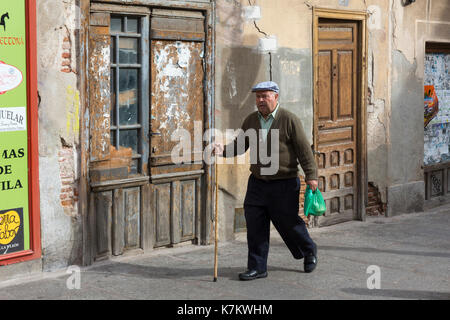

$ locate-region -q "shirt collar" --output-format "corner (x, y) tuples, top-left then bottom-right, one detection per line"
(258, 103), (280, 121)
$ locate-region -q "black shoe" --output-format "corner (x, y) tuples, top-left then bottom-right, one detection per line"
(239, 270), (268, 281)
(304, 254), (317, 273)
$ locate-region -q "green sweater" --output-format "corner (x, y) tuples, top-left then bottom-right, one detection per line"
(222, 107), (318, 181)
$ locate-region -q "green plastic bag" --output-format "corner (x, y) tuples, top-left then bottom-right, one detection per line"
(303, 186), (326, 217)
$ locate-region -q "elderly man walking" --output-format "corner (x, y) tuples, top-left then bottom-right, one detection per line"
(214, 81), (319, 280)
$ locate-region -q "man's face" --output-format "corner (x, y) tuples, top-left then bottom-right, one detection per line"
(255, 90), (278, 118)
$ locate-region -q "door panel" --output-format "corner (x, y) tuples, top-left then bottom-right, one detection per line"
(338, 51), (353, 118)
(150, 40), (204, 169)
(180, 180), (196, 240)
(150, 9), (205, 247)
(315, 21), (359, 227)
(318, 51), (332, 121)
(95, 191), (113, 258)
(124, 187), (140, 249)
(154, 183), (171, 247)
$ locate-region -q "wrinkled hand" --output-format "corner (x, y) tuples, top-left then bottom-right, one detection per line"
(212, 143), (224, 156)
(306, 180), (318, 192)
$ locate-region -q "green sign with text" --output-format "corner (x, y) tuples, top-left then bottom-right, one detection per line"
(0, 1), (30, 255)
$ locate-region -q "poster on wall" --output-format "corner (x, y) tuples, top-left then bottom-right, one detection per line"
(424, 85), (439, 128)
(0, 1), (30, 257)
(424, 53), (450, 125)
(424, 52), (450, 166)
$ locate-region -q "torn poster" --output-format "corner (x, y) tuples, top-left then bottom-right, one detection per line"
(424, 85), (439, 128)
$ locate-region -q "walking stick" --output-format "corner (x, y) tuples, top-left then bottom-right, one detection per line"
(213, 153), (219, 282)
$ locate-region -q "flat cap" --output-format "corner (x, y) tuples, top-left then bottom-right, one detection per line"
(251, 81), (279, 93)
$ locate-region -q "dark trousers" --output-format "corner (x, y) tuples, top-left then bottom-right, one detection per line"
(243, 174), (317, 272)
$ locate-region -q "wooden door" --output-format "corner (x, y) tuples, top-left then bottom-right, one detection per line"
(314, 20), (360, 226)
(149, 9), (205, 247)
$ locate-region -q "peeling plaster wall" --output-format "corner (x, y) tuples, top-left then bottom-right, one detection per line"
(37, 0), (82, 270)
(215, 0), (391, 238)
(366, 1), (390, 204)
(215, 0), (316, 240)
(387, 0), (450, 215)
(388, 50), (425, 215)
(216, 0), (450, 230)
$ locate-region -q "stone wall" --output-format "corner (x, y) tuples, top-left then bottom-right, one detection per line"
(37, 0), (82, 270)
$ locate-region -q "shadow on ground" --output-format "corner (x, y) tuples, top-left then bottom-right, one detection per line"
(87, 262), (305, 282)
(308, 245), (450, 259)
(341, 288), (450, 300)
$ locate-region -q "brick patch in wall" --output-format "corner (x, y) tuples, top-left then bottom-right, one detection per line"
(61, 26), (76, 74)
(299, 179), (386, 226)
(366, 182), (385, 216)
(58, 143), (78, 215)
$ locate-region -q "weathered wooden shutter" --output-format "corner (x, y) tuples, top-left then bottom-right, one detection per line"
(149, 9), (206, 247)
(151, 9), (205, 42)
(89, 13), (111, 162)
